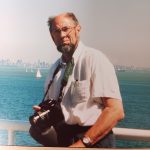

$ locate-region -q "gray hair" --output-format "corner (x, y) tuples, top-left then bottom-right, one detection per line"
(47, 12), (79, 32)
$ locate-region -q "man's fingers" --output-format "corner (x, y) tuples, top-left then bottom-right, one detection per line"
(33, 105), (41, 111)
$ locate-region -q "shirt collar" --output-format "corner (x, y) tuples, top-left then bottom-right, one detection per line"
(59, 58), (67, 68)
(59, 41), (84, 67)
(72, 41), (84, 64)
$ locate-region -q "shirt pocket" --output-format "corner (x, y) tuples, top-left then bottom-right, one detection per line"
(70, 80), (90, 105)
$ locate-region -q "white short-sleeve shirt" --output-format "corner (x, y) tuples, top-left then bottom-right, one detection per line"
(45, 42), (122, 126)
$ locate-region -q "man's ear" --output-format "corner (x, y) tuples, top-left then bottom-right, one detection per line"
(76, 24), (81, 32)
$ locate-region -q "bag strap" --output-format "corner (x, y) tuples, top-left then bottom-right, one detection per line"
(42, 58), (74, 103)
(42, 63), (61, 102)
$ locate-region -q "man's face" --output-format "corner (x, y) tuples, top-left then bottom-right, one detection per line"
(50, 15), (81, 55)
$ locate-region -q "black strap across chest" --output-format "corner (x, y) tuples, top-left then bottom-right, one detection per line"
(42, 59), (74, 103)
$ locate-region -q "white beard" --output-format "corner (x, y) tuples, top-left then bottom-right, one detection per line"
(57, 44), (75, 55)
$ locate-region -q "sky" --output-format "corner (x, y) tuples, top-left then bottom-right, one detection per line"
(0, 0), (150, 67)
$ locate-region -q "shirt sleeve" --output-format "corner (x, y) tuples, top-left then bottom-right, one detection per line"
(91, 52), (122, 100)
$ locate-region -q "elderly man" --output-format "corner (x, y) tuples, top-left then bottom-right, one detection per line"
(30, 12), (124, 148)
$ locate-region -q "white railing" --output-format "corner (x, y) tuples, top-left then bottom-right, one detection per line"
(0, 120), (29, 145)
(0, 119), (150, 145)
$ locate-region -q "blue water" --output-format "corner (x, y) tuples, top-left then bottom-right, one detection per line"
(0, 66), (150, 148)
(116, 71), (150, 148)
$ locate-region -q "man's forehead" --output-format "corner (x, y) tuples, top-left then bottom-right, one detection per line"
(52, 16), (74, 28)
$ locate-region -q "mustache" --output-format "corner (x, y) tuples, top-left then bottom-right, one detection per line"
(57, 44), (75, 54)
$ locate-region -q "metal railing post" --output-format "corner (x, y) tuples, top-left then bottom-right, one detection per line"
(8, 129), (14, 145)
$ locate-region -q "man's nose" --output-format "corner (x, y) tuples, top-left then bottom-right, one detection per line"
(60, 31), (67, 38)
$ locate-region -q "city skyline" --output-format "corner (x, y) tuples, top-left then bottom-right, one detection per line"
(0, 0), (150, 67)
(1, 58), (150, 71)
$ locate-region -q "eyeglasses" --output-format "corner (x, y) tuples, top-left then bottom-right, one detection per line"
(51, 26), (76, 36)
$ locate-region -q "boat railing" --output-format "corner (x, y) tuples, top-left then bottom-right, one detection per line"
(0, 119), (150, 145)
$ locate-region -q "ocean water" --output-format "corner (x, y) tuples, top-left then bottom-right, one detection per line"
(116, 70), (150, 148)
(0, 66), (150, 148)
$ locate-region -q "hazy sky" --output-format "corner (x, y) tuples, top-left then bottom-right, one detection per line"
(0, 0), (150, 67)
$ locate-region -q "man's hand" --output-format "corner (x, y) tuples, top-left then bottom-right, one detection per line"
(69, 140), (85, 148)
(33, 105), (41, 111)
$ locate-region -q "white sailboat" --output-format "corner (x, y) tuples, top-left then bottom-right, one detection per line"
(36, 68), (42, 78)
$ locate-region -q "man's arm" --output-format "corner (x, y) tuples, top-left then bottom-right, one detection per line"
(70, 97), (125, 147)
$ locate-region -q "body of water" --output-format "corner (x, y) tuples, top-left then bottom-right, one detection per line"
(0, 66), (150, 148)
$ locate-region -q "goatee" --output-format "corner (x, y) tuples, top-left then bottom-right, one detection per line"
(57, 44), (75, 55)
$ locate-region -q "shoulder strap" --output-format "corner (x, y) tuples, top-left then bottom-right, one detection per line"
(42, 63), (61, 102)
(42, 58), (74, 103)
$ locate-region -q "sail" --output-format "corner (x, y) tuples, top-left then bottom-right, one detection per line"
(36, 68), (42, 78)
